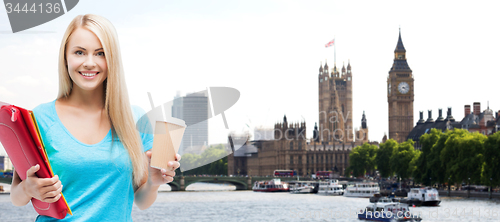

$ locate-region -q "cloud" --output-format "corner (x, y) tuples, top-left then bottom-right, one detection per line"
(6, 76), (41, 87)
(0, 86), (16, 99)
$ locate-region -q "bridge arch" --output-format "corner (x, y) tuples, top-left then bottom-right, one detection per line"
(184, 177), (247, 190)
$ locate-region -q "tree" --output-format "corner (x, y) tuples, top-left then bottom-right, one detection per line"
(413, 128), (442, 185)
(481, 131), (500, 187)
(348, 143), (377, 177)
(376, 139), (397, 178)
(180, 144), (229, 176)
(441, 129), (486, 186)
(390, 139), (417, 181)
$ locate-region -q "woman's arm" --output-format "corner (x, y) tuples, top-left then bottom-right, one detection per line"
(134, 151), (180, 210)
(10, 165), (62, 206)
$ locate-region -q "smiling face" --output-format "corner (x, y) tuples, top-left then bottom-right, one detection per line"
(65, 28), (108, 93)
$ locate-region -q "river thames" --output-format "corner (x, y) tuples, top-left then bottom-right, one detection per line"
(1, 183), (500, 221)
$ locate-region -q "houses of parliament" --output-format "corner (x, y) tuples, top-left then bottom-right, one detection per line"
(228, 31), (414, 176)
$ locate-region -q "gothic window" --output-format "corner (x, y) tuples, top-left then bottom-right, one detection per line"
(290, 142), (293, 150)
(298, 142), (302, 150)
(290, 156), (294, 165)
(298, 156), (302, 164)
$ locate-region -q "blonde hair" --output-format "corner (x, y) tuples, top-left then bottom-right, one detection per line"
(58, 14), (147, 188)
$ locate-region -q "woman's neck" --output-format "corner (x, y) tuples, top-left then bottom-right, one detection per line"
(64, 85), (106, 111)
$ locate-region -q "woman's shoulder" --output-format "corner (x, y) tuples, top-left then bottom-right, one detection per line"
(33, 100), (56, 114)
(32, 100), (57, 127)
(130, 105), (149, 122)
(130, 105), (153, 135)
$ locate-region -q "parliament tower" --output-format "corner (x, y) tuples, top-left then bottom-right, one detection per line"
(387, 30), (414, 143)
(318, 61), (353, 143)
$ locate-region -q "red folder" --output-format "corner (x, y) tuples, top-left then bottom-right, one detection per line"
(0, 102), (72, 219)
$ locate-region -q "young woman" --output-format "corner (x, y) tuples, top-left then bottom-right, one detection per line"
(10, 14), (180, 221)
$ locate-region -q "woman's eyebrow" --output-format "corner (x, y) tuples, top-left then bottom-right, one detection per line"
(73, 46), (103, 52)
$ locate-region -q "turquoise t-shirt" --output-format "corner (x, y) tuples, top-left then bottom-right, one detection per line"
(33, 100), (153, 222)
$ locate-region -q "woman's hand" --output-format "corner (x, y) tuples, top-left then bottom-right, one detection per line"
(22, 164), (63, 203)
(145, 151), (181, 186)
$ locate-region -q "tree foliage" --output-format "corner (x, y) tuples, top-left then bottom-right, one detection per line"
(177, 144), (228, 176)
(346, 128), (499, 187)
(481, 131), (500, 187)
(390, 139), (417, 181)
(348, 143), (377, 177)
(440, 129), (486, 185)
(376, 139), (397, 178)
(413, 128), (442, 185)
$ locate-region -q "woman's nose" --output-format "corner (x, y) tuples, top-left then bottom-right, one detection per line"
(83, 55), (96, 69)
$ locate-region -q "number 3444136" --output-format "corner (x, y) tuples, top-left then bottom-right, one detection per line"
(5, 2), (63, 14)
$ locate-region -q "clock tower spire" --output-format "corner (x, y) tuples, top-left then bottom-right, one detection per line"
(387, 29), (414, 143)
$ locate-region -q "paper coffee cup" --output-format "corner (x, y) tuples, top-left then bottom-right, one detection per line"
(151, 119), (186, 170)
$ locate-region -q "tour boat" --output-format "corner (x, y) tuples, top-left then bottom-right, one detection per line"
(344, 182), (380, 198)
(252, 179), (289, 192)
(401, 187), (440, 206)
(317, 179), (344, 195)
(358, 200), (422, 221)
(289, 181), (317, 194)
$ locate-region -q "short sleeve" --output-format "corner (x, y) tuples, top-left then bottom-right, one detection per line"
(132, 106), (154, 152)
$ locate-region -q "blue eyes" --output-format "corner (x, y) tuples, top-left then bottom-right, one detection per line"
(74, 50), (105, 56)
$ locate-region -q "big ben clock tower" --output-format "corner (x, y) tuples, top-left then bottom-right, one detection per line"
(388, 29), (414, 143)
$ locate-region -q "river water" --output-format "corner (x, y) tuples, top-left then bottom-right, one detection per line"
(1, 183), (500, 221)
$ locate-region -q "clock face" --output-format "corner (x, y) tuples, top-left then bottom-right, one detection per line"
(398, 82), (409, 94)
(388, 83), (391, 95)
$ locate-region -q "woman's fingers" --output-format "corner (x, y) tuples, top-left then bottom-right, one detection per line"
(39, 180), (61, 196)
(24, 172), (63, 203)
(44, 193), (62, 203)
(162, 174), (174, 183)
(42, 184), (63, 200)
(26, 164), (40, 178)
(168, 161), (180, 170)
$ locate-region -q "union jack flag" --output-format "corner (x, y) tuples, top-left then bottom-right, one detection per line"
(325, 39), (334, 48)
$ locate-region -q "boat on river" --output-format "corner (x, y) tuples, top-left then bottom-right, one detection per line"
(289, 181), (318, 194)
(344, 182), (380, 198)
(358, 198), (422, 221)
(317, 179), (344, 195)
(252, 179), (289, 192)
(399, 187), (440, 206)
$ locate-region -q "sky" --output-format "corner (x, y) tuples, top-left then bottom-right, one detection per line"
(1, 0), (500, 156)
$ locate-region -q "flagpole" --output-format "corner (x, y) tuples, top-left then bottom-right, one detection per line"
(334, 37), (336, 67)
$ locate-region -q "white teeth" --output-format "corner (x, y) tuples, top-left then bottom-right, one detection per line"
(81, 72), (97, 77)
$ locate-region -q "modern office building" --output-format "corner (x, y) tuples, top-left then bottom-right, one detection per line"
(172, 92), (209, 154)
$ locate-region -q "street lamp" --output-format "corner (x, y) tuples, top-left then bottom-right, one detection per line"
(468, 177), (470, 198)
(490, 178), (493, 199)
(448, 177), (451, 197)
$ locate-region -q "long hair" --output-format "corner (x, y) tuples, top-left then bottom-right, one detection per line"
(58, 14), (147, 189)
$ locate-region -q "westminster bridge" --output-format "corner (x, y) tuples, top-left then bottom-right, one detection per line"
(167, 176), (302, 191)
